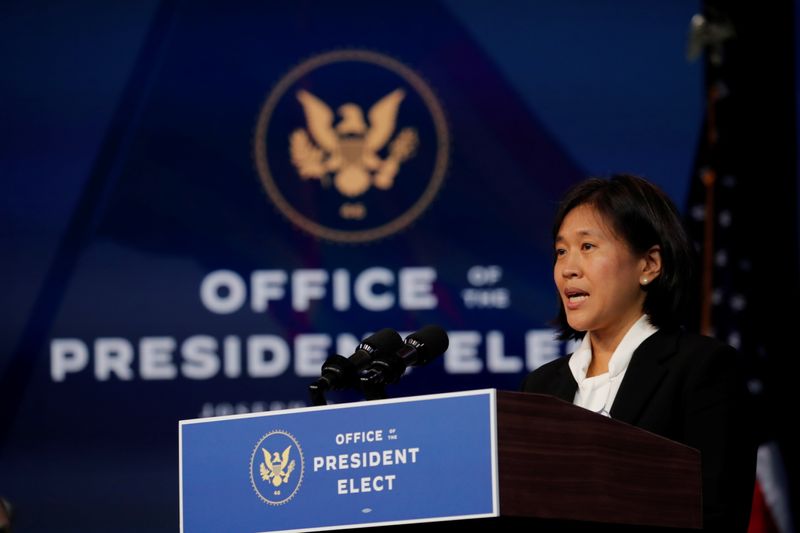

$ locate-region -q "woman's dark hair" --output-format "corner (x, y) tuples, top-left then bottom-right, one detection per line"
(553, 174), (694, 340)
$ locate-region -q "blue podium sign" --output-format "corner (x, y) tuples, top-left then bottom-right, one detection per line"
(180, 389), (499, 532)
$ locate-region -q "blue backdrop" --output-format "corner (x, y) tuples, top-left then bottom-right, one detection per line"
(1, 1), (713, 532)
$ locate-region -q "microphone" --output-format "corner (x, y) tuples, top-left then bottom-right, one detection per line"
(309, 328), (404, 393)
(360, 325), (449, 386)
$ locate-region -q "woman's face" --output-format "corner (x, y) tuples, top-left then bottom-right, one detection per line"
(554, 204), (648, 339)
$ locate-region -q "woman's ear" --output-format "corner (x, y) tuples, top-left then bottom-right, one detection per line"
(640, 245), (662, 286)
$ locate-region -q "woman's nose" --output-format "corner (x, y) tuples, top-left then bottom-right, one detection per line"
(558, 254), (581, 278)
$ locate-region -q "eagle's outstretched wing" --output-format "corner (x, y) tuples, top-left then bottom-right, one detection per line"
(280, 446), (292, 470)
(364, 89), (405, 152)
(260, 448), (273, 481)
(296, 90), (339, 153)
(290, 129), (329, 178)
(262, 448), (274, 470)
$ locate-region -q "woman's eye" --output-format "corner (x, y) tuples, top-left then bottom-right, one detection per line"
(581, 243), (594, 251)
(555, 248), (566, 257)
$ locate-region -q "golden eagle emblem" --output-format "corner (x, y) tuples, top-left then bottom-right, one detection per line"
(259, 445), (296, 488)
(290, 89), (419, 200)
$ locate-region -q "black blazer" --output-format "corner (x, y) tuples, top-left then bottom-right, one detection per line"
(522, 328), (756, 532)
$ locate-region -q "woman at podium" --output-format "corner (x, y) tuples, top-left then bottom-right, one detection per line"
(522, 174), (755, 532)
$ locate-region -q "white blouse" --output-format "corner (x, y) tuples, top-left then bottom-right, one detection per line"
(568, 315), (658, 417)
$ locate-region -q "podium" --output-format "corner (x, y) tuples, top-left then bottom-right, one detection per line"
(180, 390), (701, 532)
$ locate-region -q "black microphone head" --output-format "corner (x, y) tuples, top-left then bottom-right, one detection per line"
(354, 328), (403, 367)
(362, 328), (404, 351)
(404, 325), (449, 365)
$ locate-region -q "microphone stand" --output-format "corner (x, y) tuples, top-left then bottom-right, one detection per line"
(307, 379), (328, 406)
(361, 382), (387, 401)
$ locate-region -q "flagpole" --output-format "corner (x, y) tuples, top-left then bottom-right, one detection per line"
(700, 84), (719, 336)
(687, 10), (729, 336)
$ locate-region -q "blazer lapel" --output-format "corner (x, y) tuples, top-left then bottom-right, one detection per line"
(552, 359), (578, 402)
(609, 329), (678, 425)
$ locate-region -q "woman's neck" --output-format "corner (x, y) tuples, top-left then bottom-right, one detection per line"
(587, 315), (644, 377)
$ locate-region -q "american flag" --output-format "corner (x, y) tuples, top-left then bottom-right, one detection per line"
(685, 8), (796, 533)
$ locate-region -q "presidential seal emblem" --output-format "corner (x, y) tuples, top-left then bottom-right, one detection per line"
(250, 430), (304, 505)
(253, 49), (450, 243)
